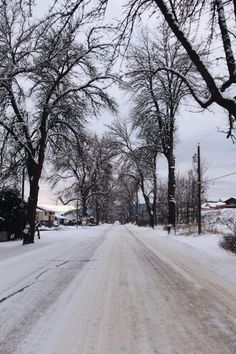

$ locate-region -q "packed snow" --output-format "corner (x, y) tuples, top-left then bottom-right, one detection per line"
(0, 223), (236, 354)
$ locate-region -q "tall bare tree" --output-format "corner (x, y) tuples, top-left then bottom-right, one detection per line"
(109, 120), (158, 228)
(125, 27), (190, 229)
(0, 0), (116, 243)
(117, 175), (140, 224)
(50, 132), (116, 223)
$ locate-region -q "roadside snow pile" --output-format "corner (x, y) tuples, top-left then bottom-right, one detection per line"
(153, 225), (234, 259)
(128, 225), (236, 286)
(171, 233), (230, 259)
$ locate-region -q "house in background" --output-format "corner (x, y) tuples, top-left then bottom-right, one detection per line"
(36, 206), (55, 226)
(224, 197), (236, 208)
(202, 198), (236, 211)
(60, 209), (78, 225)
(61, 207), (94, 225)
(202, 200), (226, 210)
(36, 203), (96, 226)
(54, 212), (69, 225)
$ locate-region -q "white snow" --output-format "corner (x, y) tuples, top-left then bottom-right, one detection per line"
(128, 224), (236, 285)
(171, 233), (229, 258)
(0, 223), (236, 353)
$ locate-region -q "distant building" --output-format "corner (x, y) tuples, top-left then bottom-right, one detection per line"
(202, 198), (236, 210)
(37, 204), (80, 225)
(224, 197), (236, 208)
(62, 209), (78, 225)
(202, 201), (226, 210)
(36, 206), (55, 226)
(57, 207), (94, 225)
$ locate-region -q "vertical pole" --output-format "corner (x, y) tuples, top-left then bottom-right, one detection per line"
(22, 167), (25, 200)
(197, 143), (201, 234)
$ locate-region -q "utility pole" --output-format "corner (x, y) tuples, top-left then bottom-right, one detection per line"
(197, 143), (202, 234)
(193, 144), (201, 234)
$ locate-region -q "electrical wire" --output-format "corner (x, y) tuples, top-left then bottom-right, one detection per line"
(206, 172), (236, 183)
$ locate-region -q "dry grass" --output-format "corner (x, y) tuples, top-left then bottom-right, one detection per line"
(176, 223), (221, 236)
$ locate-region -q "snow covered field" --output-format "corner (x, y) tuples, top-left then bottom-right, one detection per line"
(0, 224), (236, 353)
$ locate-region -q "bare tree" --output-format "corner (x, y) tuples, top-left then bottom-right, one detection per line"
(112, 174), (140, 224)
(0, 0), (116, 243)
(50, 132), (116, 223)
(88, 135), (117, 224)
(125, 27), (191, 229)
(175, 163), (208, 227)
(119, 0), (236, 137)
(109, 120), (158, 228)
(175, 171), (198, 225)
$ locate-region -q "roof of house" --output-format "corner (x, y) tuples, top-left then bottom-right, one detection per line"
(202, 201), (226, 209)
(225, 197), (236, 202)
(37, 206), (55, 213)
(224, 198), (236, 205)
(37, 204), (76, 213)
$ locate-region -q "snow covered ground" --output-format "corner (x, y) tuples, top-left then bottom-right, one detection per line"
(133, 225), (236, 286)
(0, 224), (236, 353)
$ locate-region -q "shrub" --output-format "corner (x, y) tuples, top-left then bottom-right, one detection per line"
(0, 187), (27, 239)
(220, 225), (236, 254)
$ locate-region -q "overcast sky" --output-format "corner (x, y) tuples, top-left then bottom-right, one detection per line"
(36, 0), (236, 205)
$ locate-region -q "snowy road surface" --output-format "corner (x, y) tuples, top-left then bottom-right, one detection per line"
(0, 225), (236, 354)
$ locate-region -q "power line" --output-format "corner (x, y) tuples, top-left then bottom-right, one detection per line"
(206, 172), (236, 183)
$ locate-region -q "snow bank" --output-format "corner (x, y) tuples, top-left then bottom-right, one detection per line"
(127, 225), (236, 286)
(171, 233), (230, 259)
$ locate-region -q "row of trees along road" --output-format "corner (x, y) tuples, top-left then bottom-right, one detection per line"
(111, 0), (236, 228)
(109, 120), (158, 228)
(123, 25), (193, 228)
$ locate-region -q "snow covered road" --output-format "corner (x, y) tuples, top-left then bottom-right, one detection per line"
(0, 225), (236, 353)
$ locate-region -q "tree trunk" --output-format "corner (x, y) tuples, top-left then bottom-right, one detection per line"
(95, 198), (100, 225)
(24, 176), (40, 244)
(139, 175), (155, 228)
(23, 145), (45, 245)
(135, 201), (139, 225)
(82, 196), (87, 223)
(144, 195), (155, 228)
(150, 212), (155, 228)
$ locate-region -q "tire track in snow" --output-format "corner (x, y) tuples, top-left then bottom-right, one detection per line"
(0, 233), (108, 354)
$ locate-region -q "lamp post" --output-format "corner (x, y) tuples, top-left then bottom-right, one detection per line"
(193, 143), (201, 234)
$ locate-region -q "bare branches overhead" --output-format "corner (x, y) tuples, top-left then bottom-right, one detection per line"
(118, 0), (236, 136)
